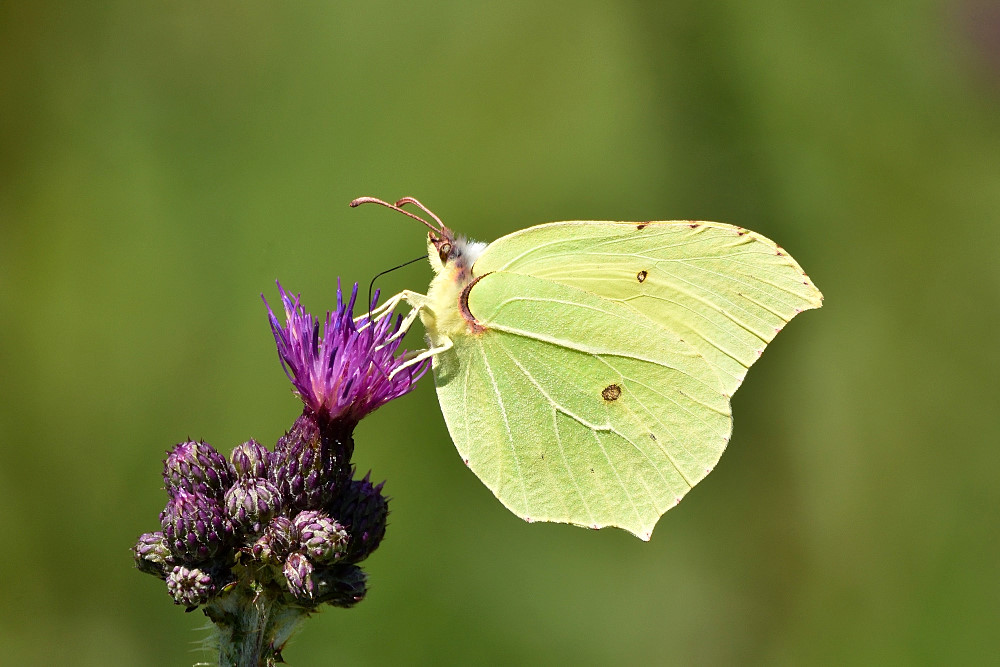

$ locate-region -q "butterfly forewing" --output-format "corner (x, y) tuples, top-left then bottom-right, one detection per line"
(473, 221), (823, 396)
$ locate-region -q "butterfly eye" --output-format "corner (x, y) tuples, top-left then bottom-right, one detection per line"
(438, 243), (452, 263)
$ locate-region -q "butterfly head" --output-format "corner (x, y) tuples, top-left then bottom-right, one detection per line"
(426, 229), (486, 277)
(349, 196), (487, 341)
(349, 195), (486, 278)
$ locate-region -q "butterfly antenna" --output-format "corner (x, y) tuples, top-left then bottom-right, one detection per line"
(366, 254), (426, 321)
(350, 196), (446, 236)
(393, 197), (447, 232)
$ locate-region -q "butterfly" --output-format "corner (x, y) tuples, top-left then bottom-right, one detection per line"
(352, 196), (822, 540)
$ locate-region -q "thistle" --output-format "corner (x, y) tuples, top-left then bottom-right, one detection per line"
(133, 281), (428, 666)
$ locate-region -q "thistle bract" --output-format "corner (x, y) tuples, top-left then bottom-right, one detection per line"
(311, 564), (367, 608)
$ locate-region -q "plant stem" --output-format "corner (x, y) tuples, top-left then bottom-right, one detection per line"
(204, 579), (308, 667)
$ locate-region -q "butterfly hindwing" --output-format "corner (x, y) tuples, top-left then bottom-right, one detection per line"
(433, 272), (732, 539)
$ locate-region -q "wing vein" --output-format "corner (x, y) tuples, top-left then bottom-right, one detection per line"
(475, 339), (530, 514)
(493, 334), (681, 496)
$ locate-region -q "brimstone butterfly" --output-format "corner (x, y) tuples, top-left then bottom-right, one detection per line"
(352, 196), (823, 540)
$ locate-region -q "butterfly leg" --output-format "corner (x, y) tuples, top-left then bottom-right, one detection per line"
(366, 290), (435, 349)
(379, 298), (427, 347)
(356, 289), (430, 330)
(387, 335), (453, 380)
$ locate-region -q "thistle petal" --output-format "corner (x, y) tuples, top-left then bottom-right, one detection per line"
(263, 282), (428, 424)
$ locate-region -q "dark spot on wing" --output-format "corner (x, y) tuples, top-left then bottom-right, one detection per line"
(637, 270), (648, 283)
(602, 384), (622, 401)
(636, 223), (647, 230)
(649, 433), (657, 441)
(689, 222), (700, 228)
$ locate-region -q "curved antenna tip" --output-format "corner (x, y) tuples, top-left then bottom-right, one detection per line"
(348, 195), (447, 236)
(349, 196), (386, 208)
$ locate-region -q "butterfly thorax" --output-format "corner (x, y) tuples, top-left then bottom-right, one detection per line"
(423, 233), (487, 345)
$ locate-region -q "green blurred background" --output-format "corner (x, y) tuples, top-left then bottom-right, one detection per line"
(2, 1), (998, 664)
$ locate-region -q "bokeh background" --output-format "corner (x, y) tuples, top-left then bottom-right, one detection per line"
(2, 2), (998, 664)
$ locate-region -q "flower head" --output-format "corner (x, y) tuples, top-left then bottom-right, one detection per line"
(264, 282), (427, 425)
(269, 412), (350, 511)
(224, 477), (282, 534)
(136, 275), (412, 661)
(283, 551), (316, 601)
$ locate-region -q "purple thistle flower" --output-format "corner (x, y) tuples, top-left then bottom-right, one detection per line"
(137, 273), (415, 662)
(263, 281), (428, 425)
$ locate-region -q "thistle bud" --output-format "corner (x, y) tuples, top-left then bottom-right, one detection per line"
(132, 531), (175, 578)
(163, 440), (235, 501)
(166, 565), (216, 608)
(269, 414), (349, 512)
(329, 474), (388, 563)
(230, 438), (271, 479)
(312, 564), (367, 608)
(251, 515), (297, 564)
(224, 477), (282, 534)
(283, 552), (315, 601)
(160, 489), (233, 561)
(292, 510), (348, 563)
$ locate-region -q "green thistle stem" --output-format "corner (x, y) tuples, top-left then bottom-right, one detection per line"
(204, 574), (309, 667)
